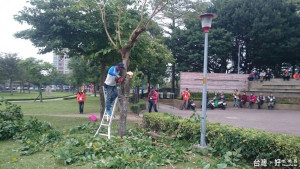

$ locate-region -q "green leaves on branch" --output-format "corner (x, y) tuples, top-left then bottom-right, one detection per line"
(54, 128), (187, 168)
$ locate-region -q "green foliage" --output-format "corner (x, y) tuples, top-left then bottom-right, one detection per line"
(68, 122), (98, 135)
(0, 100), (62, 155)
(13, 118), (62, 155)
(143, 113), (181, 134)
(130, 100), (146, 114)
(189, 92), (233, 101)
(54, 128), (187, 168)
(0, 100), (24, 140)
(0, 53), (20, 91)
(130, 105), (139, 114)
(143, 113), (300, 165)
(210, 0), (300, 73)
(18, 57), (54, 86)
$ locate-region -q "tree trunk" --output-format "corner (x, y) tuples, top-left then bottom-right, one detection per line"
(19, 82), (22, 93)
(28, 83), (31, 94)
(99, 59), (106, 121)
(171, 63), (175, 93)
(136, 86), (140, 103)
(94, 82), (96, 97)
(10, 79), (13, 95)
(118, 49), (131, 137)
(38, 85), (43, 102)
(147, 74), (151, 91)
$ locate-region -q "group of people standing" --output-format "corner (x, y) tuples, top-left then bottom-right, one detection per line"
(232, 90), (276, 109)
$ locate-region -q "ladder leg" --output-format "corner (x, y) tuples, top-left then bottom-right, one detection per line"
(94, 86), (118, 139)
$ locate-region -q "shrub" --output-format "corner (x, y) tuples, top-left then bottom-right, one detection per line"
(130, 100), (146, 114)
(130, 105), (139, 113)
(138, 101), (146, 110)
(190, 92), (234, 101)
(142, 113), (300, 164)
(0, 100), (24, 140)
(14, 118), (62, 155)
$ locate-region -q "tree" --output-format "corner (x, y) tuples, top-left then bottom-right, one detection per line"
(19, 58), (54, 102)
(0, 53), (20, 95)
(67, 57), (89, 91)
(14, 0), (171, 136)
(209, 0), (300, 73)
(85, 56), (101, 97)
(208, 28), (233, 73)
(98, 0), (169, 136)
(14, 0), (115, 119)
(160, 0), (208, 92)
(131, 35), (173, 89)
(51, 70), (67, 91)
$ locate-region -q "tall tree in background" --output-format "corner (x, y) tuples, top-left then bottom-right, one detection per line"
(130, 34), (173, 89)
(68, 57), (89, 91)
(209, 0), (300, 74)
(160, 0), (208, 92)
(0, 53), (20, 95)
(19, 58), (54, 102)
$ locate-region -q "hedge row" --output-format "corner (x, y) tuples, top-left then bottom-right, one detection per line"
(142, 113), (300, 163)
(189, 92), (234, 101)
(130, 100), (146, 114)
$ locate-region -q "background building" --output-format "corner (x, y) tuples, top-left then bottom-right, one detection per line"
(53, 53), (72, 74)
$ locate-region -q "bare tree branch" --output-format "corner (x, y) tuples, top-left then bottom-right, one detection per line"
(126, 0), (169, 49)
(129, 0), (147, 40)
(117, 3), (122, 44)
(144, 0), (169, 28)
(99, 2), (117, 48)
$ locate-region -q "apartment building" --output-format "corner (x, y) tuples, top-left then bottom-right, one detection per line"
(53, 53), (72, 74)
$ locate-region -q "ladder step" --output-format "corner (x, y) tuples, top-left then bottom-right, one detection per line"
(94, 87), (118, 139)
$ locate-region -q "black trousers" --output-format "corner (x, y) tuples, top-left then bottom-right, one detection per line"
(78, 102), (84, 113)
(258, 100), (264, 109)
(148, 100), (158, 113)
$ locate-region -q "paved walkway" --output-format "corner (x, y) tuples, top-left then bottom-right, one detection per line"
(145, 103), (300, 136)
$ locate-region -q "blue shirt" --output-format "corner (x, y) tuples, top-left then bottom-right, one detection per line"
(104, 66), (120, 86)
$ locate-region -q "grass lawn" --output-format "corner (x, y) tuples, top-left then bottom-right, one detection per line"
(13, 95), (100, 115)
(0, 91), (74, 100)
(0, 97), (251, 169)
(0, 115), (140, 169)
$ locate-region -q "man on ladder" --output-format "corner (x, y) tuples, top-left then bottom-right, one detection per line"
(104, 62), (125, 116)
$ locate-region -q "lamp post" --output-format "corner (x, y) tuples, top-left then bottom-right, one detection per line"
(238, 41), (241, 74)
(199, 13), (217, 147)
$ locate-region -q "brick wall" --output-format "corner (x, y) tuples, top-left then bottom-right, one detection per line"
(180, 72), (248, 94)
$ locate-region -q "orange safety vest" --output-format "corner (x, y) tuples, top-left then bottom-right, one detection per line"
(182, 91), (190, 101)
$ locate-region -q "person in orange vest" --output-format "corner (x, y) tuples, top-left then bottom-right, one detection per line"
(293, 71), (299, 80)
(180, 88), (191, 110)
(77, 90), (86, 114)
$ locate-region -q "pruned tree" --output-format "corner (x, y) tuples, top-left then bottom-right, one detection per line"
(98, 0), (169, 136)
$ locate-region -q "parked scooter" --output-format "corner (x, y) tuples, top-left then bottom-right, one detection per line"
(207, 94), (226, 110)
(217, 100), (227, 110)
(207, 99), (215, 109)
(187, 100), (196, 110)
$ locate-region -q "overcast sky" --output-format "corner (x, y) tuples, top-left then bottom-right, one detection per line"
(0, 0), (53, 63)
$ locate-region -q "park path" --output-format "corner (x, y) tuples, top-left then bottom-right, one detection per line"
(25, 103), (300, 136)
(152, 103), (300, 136)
